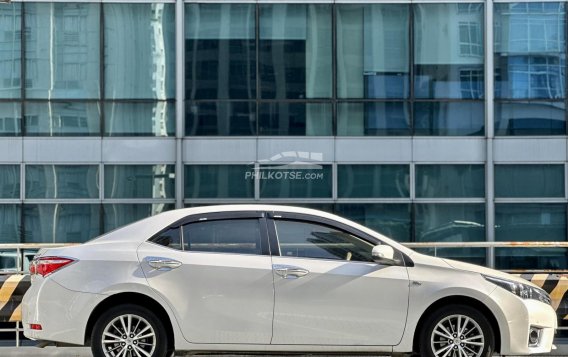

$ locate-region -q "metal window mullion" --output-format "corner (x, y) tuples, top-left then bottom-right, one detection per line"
(175, 0), (184, 209)
(485, 0), (495, 269)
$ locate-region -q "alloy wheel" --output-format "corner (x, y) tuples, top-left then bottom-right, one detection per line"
(430, 314), (485, 357)
(101, 313), (157, 357)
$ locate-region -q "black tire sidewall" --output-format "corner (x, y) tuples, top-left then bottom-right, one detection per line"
(91, 304), (168, 357)
(419, 304), (495, 357)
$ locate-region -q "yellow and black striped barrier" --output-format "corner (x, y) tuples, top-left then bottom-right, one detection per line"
(0, 274), (29, 323)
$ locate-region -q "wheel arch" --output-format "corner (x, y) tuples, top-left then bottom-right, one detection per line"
(84, 292), (175, 350)
(412, 295), (501, 354)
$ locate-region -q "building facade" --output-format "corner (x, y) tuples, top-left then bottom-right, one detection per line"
(0, 0), (566, 271)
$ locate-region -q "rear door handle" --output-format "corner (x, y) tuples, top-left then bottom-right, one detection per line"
(145, 256), (182, 271)
(273, 264), (309, 279)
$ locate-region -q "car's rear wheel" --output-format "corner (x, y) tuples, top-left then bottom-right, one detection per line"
(419, 304), (494, 357)
(91, 304), (169, 357)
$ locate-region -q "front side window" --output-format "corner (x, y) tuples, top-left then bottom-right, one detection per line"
(182, 219), (262, 255)
(274, 220), (373, 262)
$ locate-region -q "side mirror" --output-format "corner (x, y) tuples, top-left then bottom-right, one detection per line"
(372, 245), (397, 266)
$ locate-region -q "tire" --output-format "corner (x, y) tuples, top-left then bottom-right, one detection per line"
(91, 304), (169, 357)
(419, 304), (494, 357)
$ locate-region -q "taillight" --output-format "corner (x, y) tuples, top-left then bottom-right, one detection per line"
(29, 256), (76, 277)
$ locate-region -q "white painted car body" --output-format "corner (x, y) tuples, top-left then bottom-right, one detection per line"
(22, 205), (557, 355)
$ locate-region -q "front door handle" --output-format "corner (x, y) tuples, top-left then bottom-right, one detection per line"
(273, 264), (309, 279)
(145, 257), (182, 271)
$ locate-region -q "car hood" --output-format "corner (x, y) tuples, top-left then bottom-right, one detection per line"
(442, 258), (539, 288)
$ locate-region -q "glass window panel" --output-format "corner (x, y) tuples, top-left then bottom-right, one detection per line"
(494, 3), (566, 99)
(336, 4), (409, 99)
(259, 4), (332, 99)
(25, 3), (100, 99)
(0, 165), (19, 199)
(103, 203), (174, 232)
(259, 165), (332, 198)
(148, 227), (181, 251)
(415, 203), (486, 265)
(185, 165), (254, 199)
(183, 219), (262, 255)
(495, 203), (567, 270)
(338, 165), (409, 198)
(274, 219), (374, 262)
(416, 165), (485, 198)
(0, 102), (21, 136)
(334, 204), (411, 242)
(258, 103), (332, 136)
(26, 165), (98, 199)
(104, 4), (175, 99)
(494, 101), (565, 135)
(105, 102), (174, 137)
(0, 205), (21, 244)
(185, 4), (255, 100)
(185, 102), (256, 136)
(414, 101), (485, 136)
(495, 165), (564, 198)
(0, 3), (21, 99)
(105, 165), (175, 199)
(337, 102), (410, 136)
(414, 4), (484, 99)
(24, 102), (100, 136)
(24, 204), (100, 243)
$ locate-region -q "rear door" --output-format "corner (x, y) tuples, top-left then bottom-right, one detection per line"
(138, 211), (274, 344)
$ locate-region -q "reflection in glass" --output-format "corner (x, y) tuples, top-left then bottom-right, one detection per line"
(104, 4), (175, 99)
(185, 165), (254, 199)
(105, 165), (175, 199)
(494, 101), (565, 135)
(186, 102), (255, 136)
(0, 3), (21, 99)
(25, 102), (100, 136)
(26, 165), (99, 199)
(25, 3), (100, 99)
(105, 102), (174, 136)
(335, 204), (411, 242)
(259, 103), (332, 136)
(0, 205), (20, 243)
(337, 102), (410, 136)
(496, 165), (564, 198)
(185, 4), (256, 100)
(336, 4), (409, 99)
(103, 203), (174, 232)
(495, 203), (567, 269)
(494, 3), (566, 99)
(260, 4), (332, 99)
(414, 102), (484, 136)
(414, 4), (484, 99)
(415, 203), (486, 265)
(0, 103), (21, 136)
(24, 204), (100, 243)
(259, 165), (332, 198)
(338, 165), (409, 198)
(416, 165), (485, 198)
(0, 165), (19, 199)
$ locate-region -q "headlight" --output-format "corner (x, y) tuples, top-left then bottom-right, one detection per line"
(483, 275), (551, 305)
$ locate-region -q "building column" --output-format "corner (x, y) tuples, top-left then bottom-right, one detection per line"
(175, 0), (185, 209)
(485, 0), (495, 268)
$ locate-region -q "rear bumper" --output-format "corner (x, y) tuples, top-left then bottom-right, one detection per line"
(22, 277), (104, 345)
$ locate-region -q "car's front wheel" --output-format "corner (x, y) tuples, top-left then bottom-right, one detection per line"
(91, 304), (169, 357)
(419, 304), (494, 357)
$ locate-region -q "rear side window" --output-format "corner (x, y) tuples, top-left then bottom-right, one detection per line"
(149, 227), (182, 250)
(274, 220), (374, 262)
(183, 219), (262, 255)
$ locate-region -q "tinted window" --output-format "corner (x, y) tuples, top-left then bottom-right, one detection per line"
(183, 219), (262, 255)
(149, 227), (182, 251)
(274, 220), (373, 262)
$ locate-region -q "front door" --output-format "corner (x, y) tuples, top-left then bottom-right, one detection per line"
(269, 215), (410, 346)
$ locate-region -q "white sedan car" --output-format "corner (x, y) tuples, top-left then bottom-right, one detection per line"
(22, 205), (556, 357)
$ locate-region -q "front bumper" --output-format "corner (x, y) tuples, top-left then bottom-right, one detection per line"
(22, 276), (104, 345)
(488, 286), (557, 355)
